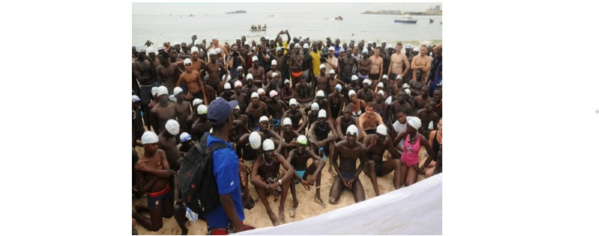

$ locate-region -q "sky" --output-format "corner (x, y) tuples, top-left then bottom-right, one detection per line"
(132, 2), (442, 15)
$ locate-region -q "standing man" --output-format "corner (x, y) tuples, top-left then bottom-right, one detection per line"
(173, 87), (191, 130)
(324, 46), (338, 74)
(149, 86), (176, 134)
(411, 45), (431, 82)
(133, 49), (157, 118)
(368, 47), (384, 88)
(338, 49), (358, 84)
(202, 50), (229, 98)
(176, 58), (208, 104)
(388, 42), (410, 81)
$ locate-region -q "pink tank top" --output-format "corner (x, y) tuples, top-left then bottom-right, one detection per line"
(401, 133), (421, 167)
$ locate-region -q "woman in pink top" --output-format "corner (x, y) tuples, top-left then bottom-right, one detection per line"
(392, 116), (436, 187)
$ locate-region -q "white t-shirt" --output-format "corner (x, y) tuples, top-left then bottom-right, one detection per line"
(393, 120), (407, 149)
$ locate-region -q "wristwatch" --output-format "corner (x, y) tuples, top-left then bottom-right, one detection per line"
(278, 179), (283, 186)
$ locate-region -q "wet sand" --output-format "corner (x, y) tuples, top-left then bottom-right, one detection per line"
(133, 145), (429, 235)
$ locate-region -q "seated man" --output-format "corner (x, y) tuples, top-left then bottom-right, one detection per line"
(279, 118), (300, 157)
(307, 109), (338, 174)
(329, 125), (367, 204)
(250, 139), (295, 226)
(132, 131), (176, 231)
(358, 102), (385, 139)
(287, 135), (326, 215)
(362, 124), (402, 196)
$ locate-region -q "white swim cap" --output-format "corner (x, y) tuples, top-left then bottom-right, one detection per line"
(407, 116), (422, 130)
(234, 80), (243, 87)
(270, 90), (278, 97)
(368, 41), (372, 44)
(385, 96), (392, 105)
(284, 79), (290, 84)
(328, 46), (335, 51)
(180, 132), (192, 142)
(335, 84), (342, 91)
(363, 79), (372, 85)
(362, 49), (368, 54)
(283, 117), (292, 126)
(257, 88), (265, 95)
(297, 135), (308, 145)
(260, 116), (269, 123)
(377, 82), (384, 88)
(329, 69), (336, 74)
(289, 98), (299, 106)
(132, 95), (141, 103)
(234, 105), (240, 110)
(339, 47), (345, 52)
(191, 47), (199, 53)
(294, 44), (301, 49)
(382, 74), (389, 80)
(208, 49), (216, 56)
(262, 139), (275, 151)
(249, 132), (262, 149)
(346, 125), (358, 135)
(405, 89), (411, 96)
(396, 74), (402, 80)
(215, 48), (222, 54)
(237, 66), (244, 70)
(316, 90), (325, 97)
(402, 84), (410, 88)
(251, 92), (259, 98)
(406, 44), (413, 49)
(165, 119), (179, 135)
(157, 86), (168, 96)
(311, 102), (319, 111)
(348, 90), (356, 97)
(184, 58), (192, 65)
(276, 47), (281, 51)
(271, 60), (277, 65)
(222, 74), (231, 82)
(252, 56), (258, 61)
(320, 64), (326, 69)
(247, 73), (253, 80)
(141, 131), (159, 144)
(318, 109), (326, 118)
(376, 124), (387, 136)
(197, 105), (208, 115)
(272, 72), (278, 77)
(192, 98), (203, 106)
(224, 83), (231, 89)
(351, 75), (358, 81)
(151, 86), (159, 96)
(174, 87), (183, 95)
(146, 46), (155, 54)
(169, 95), (177, 102)
(212, 35), (218, 40)
(378, 90), (385, 96)
(303, 43), (309, 49)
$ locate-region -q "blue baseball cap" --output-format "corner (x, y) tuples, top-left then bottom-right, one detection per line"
(207, 97), (238, 126)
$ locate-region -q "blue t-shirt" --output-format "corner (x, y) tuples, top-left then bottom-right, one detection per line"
(334, 45), (341, 58)
(204, 134), (245, 229)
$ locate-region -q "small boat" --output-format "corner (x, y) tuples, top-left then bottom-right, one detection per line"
(335, 16), (343, 21)
(394, 16), (417, 24)
(250, 28), (267, 32)
(429, 18), (434, 23)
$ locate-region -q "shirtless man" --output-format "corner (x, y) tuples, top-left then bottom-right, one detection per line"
(248, 56), (265, 87)
(146, 87), (160, 131)
(315, 65), (330, 94)
(312, 90), (331, 120)
(281, 99), (308, 134)
(189, 105), (210, 141)
(358, 102), (385, 138)
(387, 90), (414, 122)
(432, 88), (442, 118)
(172, 87), (191, 130)
(357, 49), (372, 83)
(287, 135), (326, 214)
(328, 84), (345, 122)
(279, 118), (300, 157)
(266, 72), (283, 93)
(338, 49), (358, 83)
(201, 50), (228, 96)
(176, 58), (208, 103)
(208, 35), (229, 64)
(242, 74), (259, 102)
(289, 44), (303, 88)
(388, 43), (411, 80)
(409, 69), (427, 97)
(159, 120), (181, 170)
(336, 106), (362, 142)
(324, 47), (338, 75)
(411, 45), (432, 82)
(132, 95), (144, 147)
(189, 47), (206, 72)
(246, 92), (269, 130)
(232, 81), (248, 113)
(178, 132), (194, 155)
(329, 125), (367, 204)
(362, 125), (402, 196)
(294, 76), (314, 110)
(416, 100), (440, 137)
(250, 139), (294, 226)
(357, 79), (375, 103)
(266, 60), (280, 88)
(368, 47), (384, 88)
(266, 91), (288, 132)
(308, 110), (338, 173)
(348, 90), (367, 120)
(149, 86), (176, 134)
(413, 85), (431, 110)
(133, 131), (175, 231)
(133, 49), (157, 117)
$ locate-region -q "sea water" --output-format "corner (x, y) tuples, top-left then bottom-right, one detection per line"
(133, 4), (442, 48)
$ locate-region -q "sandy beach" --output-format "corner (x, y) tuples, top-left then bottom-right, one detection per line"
(133, 145), (429, 235)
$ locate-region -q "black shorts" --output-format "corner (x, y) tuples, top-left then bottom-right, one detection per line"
(365, 129), (377, 135)
(369, 74), (379, 80)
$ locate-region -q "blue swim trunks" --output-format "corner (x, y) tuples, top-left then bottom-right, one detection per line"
(295, 170), (306, 184)
(272, 118), (281, 127)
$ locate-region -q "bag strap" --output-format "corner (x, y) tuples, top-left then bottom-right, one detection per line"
(207, 142), (230, 154)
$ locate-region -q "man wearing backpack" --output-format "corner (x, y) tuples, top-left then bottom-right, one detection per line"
(204, 97), (253, 234)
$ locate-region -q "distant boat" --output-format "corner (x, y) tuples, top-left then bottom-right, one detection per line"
(335, 16), (343, 21)
(429, 18), (434, 23)
(250, 28), (267, 32)
(394, 16), (417, 24)
(189, 14), (194, 17)
(227, 10), (247, 14)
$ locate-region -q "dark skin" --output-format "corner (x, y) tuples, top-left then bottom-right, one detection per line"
(189, 114), (211, 141)
(413, 86), (431, 110)
(132, 102), (144, 147)
(393, 125), (436, 187)
(358, 53), (372, 76)
(315, 68), (330, 94)
(174, 93), (191, 130)
(432, 89), (442, 117)
(281, 104), (308, 134)
(133, 52), (156, 86)
(287, 143), (325, 213)
(200, 55), (228, 88)
(363, 133), (402, 196)
(146, 94), (159, 131)
(357, 82), (375, 103)
(294, 78), (314, 104)
(278, 124), (300, 157)
(329, 134), (367, 204)
(250, 149), (295, 226)
(158, 129), (181, 171)
(416, 101), (440, 137)
(176, 63), (208, 103)
(184, 104), (200, 133)
(339, 51), (358, 80)
(409, 69), (427, 96)
(248, 62), (265, 87)
(133, 143), (175, 231)
(308, 118), (338, 173)
(336, 109), (361, 141)
(328, 89), (346, 121)
(241, 79), (258, 101)
(289, 48), (303, 87)
(246, 97), (269, 129)
(149, 95), (176, 134)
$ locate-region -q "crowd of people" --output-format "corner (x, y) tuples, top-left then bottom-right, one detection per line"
(132, 30), (442, 235)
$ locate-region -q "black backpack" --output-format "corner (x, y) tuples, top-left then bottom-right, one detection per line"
(178, 133), (229, 215)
